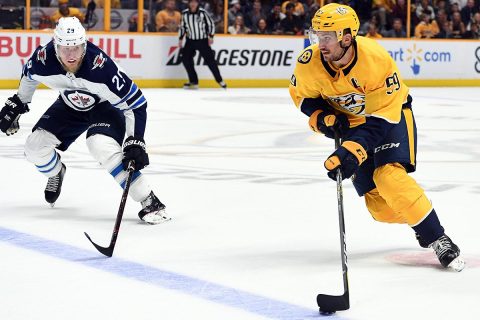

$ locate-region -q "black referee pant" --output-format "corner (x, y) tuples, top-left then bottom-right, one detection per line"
(181, 38), (223, 84)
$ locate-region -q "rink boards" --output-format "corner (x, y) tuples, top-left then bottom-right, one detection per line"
(0, 31), (479, 88)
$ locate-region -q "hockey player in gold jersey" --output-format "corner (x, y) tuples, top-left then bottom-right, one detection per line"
(289, 3), (465, 271)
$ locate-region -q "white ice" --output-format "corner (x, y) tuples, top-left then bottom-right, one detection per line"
(0, 88), (479, 320)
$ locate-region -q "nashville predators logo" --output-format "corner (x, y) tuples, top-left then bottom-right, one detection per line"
(298, 49), (313, 64)
(328, 92), (366, 115)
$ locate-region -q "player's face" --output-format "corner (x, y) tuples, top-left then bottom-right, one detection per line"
(315, 31), (344, 62)
(57, 44), (84, 72)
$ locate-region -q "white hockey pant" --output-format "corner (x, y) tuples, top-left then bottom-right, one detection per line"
(86, 134), (151, 202)
(24, 129), (63, 178)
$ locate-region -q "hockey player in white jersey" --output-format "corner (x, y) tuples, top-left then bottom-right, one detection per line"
(0, 17), (169, 225)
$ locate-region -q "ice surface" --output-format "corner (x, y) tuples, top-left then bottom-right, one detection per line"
(0, 88), (479, 320)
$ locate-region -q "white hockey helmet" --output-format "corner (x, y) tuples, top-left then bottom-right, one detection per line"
(53, 17), (87, 56)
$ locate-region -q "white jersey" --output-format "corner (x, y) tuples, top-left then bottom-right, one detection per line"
(18, 40), (148, 138)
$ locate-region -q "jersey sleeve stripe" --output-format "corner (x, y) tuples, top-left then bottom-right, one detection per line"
(112, 83), (138, 107)
(126, 95), (146, 110)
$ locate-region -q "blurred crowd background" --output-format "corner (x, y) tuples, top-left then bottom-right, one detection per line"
(0, 0), (479, 39)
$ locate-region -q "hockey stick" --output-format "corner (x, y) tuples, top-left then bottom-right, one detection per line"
(84, 160), (135, 257)
(317, 131), (350, 314)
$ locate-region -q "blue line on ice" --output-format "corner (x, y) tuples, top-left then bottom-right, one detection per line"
(0, 226), (320, 320)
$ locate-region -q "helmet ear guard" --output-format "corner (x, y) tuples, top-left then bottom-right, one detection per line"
(310, 3), (360, 42)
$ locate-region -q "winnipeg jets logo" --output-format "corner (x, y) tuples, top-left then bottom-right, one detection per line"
(37, 46), (47, 65)
(71, 94), (91, 106)
(64, 90), (98, 111)
(91, 53), (107, 70)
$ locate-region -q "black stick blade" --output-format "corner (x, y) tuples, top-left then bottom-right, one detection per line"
(317, 291), (349, 313)
(84, 232), (114, 257)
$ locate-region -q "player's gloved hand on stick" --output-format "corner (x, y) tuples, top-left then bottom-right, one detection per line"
(0, 94), (29, 136)
(324, 140), (367, 180)
(122, 136), (149, 171)
(309, 109), (349, 139)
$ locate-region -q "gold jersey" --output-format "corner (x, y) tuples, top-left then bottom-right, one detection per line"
(289, 36), (410, 127)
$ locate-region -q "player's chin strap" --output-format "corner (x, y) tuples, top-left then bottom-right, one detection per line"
(334, 39), (355, 62)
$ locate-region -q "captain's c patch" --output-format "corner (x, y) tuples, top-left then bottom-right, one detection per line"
(298, 49), (313, 64)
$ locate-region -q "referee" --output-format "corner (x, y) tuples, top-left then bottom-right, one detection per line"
(178, 0), (226, 89)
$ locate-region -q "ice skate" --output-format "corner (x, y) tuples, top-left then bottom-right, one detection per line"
(183, 83), (198, 90)
(138, 191), (170, 225)
(218, 81), (227, 89)
(430, 234), (465, 271)
(45, 163), (66, 207)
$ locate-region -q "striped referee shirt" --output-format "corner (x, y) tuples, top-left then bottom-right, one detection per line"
(179, 7), (215, 40)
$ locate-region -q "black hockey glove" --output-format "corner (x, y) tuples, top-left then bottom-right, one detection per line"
(122, 136), (149, 171)
(324, 140), (367, 180)
(309, 109), (349, 139)
(0, 94), (29, 136)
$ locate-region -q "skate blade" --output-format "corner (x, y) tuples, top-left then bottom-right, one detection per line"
(447, 256), (465, 272)
(142, 212), (171, 225)
(49, 202), (55, 208)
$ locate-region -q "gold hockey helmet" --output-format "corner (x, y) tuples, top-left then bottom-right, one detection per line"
(311, 3), (360, 42)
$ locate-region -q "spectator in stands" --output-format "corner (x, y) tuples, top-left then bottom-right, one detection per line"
(435, 9), (449, 30)
(156, 0), (181, 32)
(471, 12), (480, 29)
(266, 2), (285, 34)
(303, 0), (319, 22)
(451, 11), (466, 38)
(250, 18), (269, 34)
(203, 0), (216, 14)
(360, 15), (381, 35)
(128, 11), (149, 31)
(449, 2), (461, 21)
(365, 22), (383, 38)
(245, 0), (265, 29)
(434, 0), (451, 17)
(464, 20), (480, 38)
(435, 20), (453, 38)
(50, 0), (85, 24)
(281, 0), (304, 17)
(210, 1), (225, 34)
(304, 0), (320, 28)
(414, 12), (439, 38)
(390, 0), (406, 24)
(228, 0), (244, 25)
(461, 0), (479, 25)
(454, 0), (469, 10)
(152, 0), (165, 12)
(228, 15), (251, 34)
(416, 0), (435, 21)
(371, 0), (393, 31)
(383, 17), (406, 37)
(281, 2), (303, 35)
